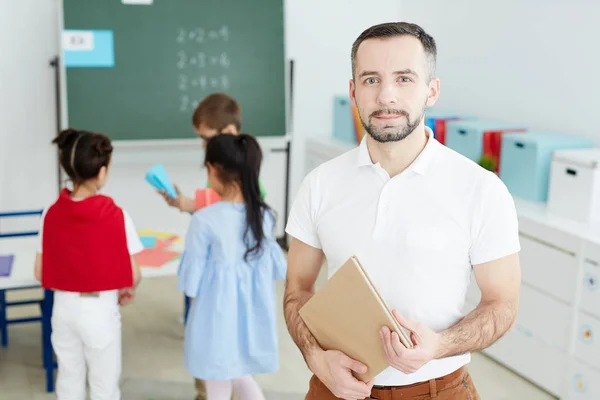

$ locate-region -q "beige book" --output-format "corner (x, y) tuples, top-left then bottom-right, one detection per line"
(299, 255), (414, 382)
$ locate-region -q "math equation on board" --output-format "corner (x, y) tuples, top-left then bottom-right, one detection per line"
(176, 26), (230, 113)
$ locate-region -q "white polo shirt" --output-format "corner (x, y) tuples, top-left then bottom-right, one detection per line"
(285, 127), (520, 386)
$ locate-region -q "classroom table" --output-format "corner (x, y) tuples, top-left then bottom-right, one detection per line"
(0, 235), (55, 393)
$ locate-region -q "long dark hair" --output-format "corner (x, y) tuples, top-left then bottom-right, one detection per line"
(53, 128), (113, 185)
(204, 134), (270, 261)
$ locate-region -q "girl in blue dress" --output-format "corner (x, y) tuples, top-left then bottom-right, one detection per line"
(178, 133), (287, 400)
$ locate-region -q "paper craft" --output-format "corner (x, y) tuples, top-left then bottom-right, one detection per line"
(0, 255), (15, 277)
(137, 229), (183, 243)
(136, 229), (183, 268)
(140, 236), (157, 248)
(154, 239), (170, 250)
(145, 164), (177, 198)
(135, 248), (180, 267)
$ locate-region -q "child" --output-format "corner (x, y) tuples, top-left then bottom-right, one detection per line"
(34, 128), (143, 400)
(178, 133), (287, 400)
(159, 92), (266, 214)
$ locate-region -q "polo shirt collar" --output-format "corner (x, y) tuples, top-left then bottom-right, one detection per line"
(356, 126), (437, 175)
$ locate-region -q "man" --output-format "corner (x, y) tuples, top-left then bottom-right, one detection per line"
(284, 22), (521, 399)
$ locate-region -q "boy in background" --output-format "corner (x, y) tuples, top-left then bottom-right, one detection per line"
(161, 92), (241, 213)
(161, 92), (266, 213)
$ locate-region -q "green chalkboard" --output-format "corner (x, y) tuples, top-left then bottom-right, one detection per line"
(63, 0), (286, 140)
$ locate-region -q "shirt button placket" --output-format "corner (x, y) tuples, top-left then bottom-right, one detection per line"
(374, 186), (389, 238)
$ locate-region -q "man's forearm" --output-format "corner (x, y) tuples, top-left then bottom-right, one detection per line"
(283, 286), (322, 368)
(436, 299), (518, 359)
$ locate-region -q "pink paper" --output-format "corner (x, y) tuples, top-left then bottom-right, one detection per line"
(135, 248), (180, 268)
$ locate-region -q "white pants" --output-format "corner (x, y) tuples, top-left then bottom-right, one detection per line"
(51, 290), (122, 400)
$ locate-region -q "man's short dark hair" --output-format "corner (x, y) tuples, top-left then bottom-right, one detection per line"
(351, 22), (437, 82)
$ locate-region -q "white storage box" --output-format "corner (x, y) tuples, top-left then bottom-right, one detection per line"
(548, 149), (600, 223)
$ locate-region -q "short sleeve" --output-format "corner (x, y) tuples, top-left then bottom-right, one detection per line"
(177, 216), (210, 298)
(285, 171), (322, 249)
(469, 173), (521, 265)
(122, 210), (144, 255)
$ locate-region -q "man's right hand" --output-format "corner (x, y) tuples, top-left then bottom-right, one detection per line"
(158, 184), (195, 213)
(309, 349), (374, 400)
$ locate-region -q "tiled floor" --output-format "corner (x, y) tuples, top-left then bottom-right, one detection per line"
(0, 272), (557, 399)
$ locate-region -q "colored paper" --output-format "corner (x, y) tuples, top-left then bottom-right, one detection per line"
(145, 164), (177, 198)
(155, 239), (170, 250)
(0, 255), (14, 277)
(136, 229), (182, 268)
(195, 188), (221, 210)
(137, 229), (182, 243)
(140, 236), (157, 248)
(135, 248), (180, 267)
(63, 30), (115, 68)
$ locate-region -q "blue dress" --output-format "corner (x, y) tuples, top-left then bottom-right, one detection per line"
(177, 202), (287, 380)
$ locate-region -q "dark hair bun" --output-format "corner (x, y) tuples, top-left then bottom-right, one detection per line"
(52, 128), (114, 185)
(52, 128), (80, 151)
(90, 134), (113, 156)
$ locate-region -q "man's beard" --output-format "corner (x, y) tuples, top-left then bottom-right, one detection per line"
(359, 103), (426, 143)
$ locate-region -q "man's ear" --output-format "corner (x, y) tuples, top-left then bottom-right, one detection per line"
(426, 78), (440, 107)
(349, 78), (357, 108)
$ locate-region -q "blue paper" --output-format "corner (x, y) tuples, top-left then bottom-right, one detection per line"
(140, 236), (157, 248)
(145, 173), (164, 191)
(0, 255), (14, 277)
(63, 30), (115, 68)
(145, 164), (177, 198)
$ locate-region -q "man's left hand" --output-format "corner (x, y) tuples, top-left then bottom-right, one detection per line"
(380, 310), (442, 374)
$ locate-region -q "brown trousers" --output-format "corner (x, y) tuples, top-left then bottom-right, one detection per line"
(306, 367), (480, 400)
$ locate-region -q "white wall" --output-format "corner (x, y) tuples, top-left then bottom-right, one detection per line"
(285, 0), (402, 199)
(401, 0), (600, 143)
(0, 0), (59, 231)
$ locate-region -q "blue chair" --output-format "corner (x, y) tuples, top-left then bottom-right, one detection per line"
(0, 210), (56, 392)
(0, 210), (44, 347)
